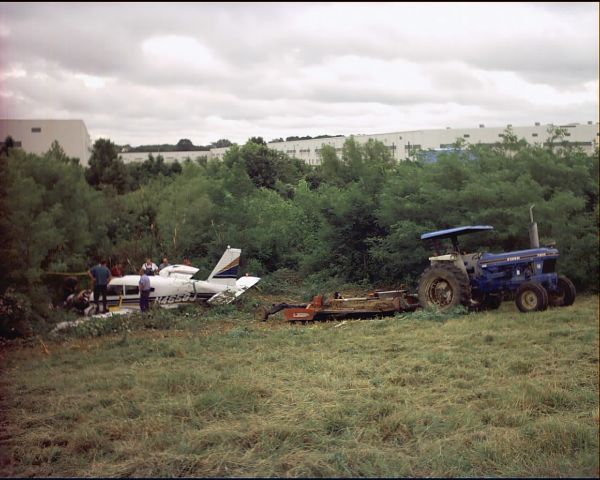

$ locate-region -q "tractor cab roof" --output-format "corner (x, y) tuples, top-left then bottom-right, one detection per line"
(421, 225), (494, 241)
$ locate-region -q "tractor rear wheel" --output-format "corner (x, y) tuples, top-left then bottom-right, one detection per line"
(515, 282), (548, 313)
(418, 264), (471, 311)
(549, 275), (576, 307)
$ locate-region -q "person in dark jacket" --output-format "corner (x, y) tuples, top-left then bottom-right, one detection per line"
(88, 259), (112, 313)
(63, 276), (79, 302)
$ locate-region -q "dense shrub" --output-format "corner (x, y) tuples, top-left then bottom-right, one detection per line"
(2, 134), (598, 336)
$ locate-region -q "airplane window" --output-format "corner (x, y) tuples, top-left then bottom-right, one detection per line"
(125, 286), (139, 295)
(107, 285), (123, 296)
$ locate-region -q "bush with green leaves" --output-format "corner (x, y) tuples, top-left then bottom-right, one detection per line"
(2, 133), (598, 337)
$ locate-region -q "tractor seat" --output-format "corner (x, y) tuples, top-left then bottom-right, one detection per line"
(462, 252), (483, 274)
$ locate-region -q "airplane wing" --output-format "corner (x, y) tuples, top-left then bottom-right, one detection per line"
(207, 276), (261, 305)
(158, 265), (199, 279)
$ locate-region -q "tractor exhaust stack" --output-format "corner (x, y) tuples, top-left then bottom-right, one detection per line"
(529, 204), (540, 248)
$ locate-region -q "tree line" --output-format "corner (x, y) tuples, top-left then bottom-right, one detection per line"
(0, 129), (597, 335)
(120, 138), (233, 153)
(269, 134), (345, 143)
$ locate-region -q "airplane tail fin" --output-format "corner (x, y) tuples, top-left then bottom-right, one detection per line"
(207, 247), (241, 287)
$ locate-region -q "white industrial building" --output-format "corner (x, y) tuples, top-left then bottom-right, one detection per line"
(209, 122), (599, 164)
(76, 121), (599, 165)
(0, 119), (92, 165)
(119, 150), (209, 164)
(27, 120), (591, 166)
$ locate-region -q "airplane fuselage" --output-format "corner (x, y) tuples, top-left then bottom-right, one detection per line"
(106, 275), (230, 310)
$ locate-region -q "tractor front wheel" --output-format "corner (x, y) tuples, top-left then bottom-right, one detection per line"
(515, 282), (549, 313)
(418, 264), (471, 311)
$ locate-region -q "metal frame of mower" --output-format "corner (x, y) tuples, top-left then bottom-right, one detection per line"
(417, 210), (576, 313)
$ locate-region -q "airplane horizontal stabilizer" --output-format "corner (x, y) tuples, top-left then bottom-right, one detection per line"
(207, 276), (260, 305)
(235, 275), (261, 291)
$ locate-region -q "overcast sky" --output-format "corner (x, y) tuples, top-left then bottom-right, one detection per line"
(0, 2), (598, 146)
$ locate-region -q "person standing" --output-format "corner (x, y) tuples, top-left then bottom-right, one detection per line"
(141, 258), (158, 276)
(182, 256), (192, 266)
(158, 256), (170, 271)
(139, 268), (152, 313)
(88, 259), (112, 314)
(111, 262), (124, 277)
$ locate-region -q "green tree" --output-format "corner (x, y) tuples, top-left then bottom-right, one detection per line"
(4, 148), (109, 288)
(86, 138), (130, 193)
(225, 188), (309, 272)
(319, 145), (344, 186)
(155, 163), (215, 261)
(211, 139), (233, 148)
(0, 148), (108, 335)
(175, 138), (194, 151)
(0, 137), (13, 294)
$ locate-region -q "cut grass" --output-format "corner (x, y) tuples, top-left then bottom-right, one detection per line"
(0, 295), (598, 477)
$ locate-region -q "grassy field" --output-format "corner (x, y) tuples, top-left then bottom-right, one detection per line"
(0, 295), (598, 477)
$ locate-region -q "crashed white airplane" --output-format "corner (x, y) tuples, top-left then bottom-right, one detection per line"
(94, 247), (260, 315)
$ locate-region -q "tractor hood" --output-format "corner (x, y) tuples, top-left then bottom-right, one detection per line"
(421, 225), (494, 241)
(479, 247), (559, 268)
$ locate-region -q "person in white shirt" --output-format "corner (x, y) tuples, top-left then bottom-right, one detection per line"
(141, 258), (158, 276)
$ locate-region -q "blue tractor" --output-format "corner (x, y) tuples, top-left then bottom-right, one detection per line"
(417, 207), (576, 313)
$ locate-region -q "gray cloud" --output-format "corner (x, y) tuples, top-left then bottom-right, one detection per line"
(0, 2), (597, 146)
